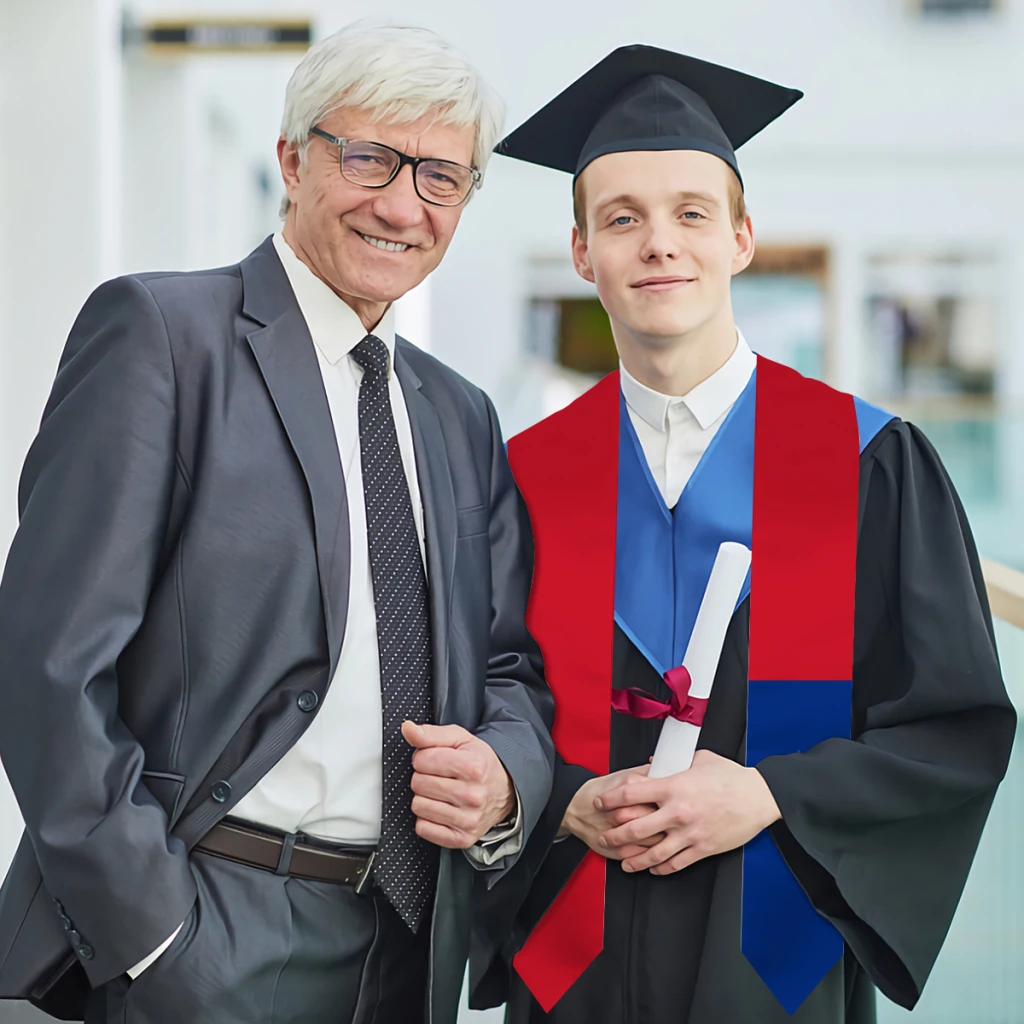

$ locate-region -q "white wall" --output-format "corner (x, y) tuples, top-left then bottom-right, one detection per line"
(0, 0), (123, 873)
(120, 53), (293, 273)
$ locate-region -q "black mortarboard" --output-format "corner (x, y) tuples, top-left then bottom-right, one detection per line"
(496, 45), (803, 189)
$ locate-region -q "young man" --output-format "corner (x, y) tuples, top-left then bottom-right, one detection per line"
(470, 45), (1016, 1024)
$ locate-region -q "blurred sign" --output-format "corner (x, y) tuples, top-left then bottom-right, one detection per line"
(909, 0), (999, 13)
(126, 19), (313, 54)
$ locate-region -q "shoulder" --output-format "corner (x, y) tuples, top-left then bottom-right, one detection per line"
(79, 262), (244, 341)
(131, 262), (244, 322)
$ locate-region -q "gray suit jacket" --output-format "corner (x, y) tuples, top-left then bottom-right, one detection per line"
(0, 237), (554, 1022)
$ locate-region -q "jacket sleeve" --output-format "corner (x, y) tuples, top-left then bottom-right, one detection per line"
(0, 276), (198, 988)
(469, 395), (555, 880)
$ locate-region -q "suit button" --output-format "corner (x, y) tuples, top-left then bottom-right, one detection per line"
(297, 690), (318, 712)
(68, 930), (81, 946)
(78, 944), (94, 960)
(211, 781), (232, 803)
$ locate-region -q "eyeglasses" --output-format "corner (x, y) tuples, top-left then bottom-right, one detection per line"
(309, 127), (481, 207)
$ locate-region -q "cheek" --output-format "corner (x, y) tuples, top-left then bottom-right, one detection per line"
(592, 251), (633, 310)
(425, 209), (459, 253)
(694, 234), (738, 276)
(303, 171), (357, 217)
(586, 256), (615, 304)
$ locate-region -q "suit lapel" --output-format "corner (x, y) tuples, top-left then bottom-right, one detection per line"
(240, 238), (350, 675)
(395, 343), (456, 724)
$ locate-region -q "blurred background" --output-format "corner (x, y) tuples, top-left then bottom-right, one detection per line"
(1, 0), (1022, 1020)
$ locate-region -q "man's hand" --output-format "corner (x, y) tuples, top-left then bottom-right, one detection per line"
(595, 750), (782, 875)
(561, 765), (663, 861)
(403, 721), (516, 850)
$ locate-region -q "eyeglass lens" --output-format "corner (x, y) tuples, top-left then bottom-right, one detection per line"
(340, 140), (473, 205)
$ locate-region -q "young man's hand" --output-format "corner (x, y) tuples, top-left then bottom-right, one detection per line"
(561, 765), (663, 860)
(403, 721), (516, 849)
(595, 750), (782, 875)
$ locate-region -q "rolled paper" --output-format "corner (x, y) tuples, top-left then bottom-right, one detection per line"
(648, 541), (752, 778)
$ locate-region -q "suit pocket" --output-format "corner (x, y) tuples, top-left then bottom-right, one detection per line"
(456, 504), (489, 539)
(142, 771), (186, 824)
(124, 895), (198, 1000)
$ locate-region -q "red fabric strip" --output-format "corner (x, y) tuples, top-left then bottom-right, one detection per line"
(749, 358), (859, 681)
(508, 373), (620, 1011)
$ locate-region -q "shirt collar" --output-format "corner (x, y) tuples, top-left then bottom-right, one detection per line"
(272, 231), (395, 373)
(620, 329), (757, 433)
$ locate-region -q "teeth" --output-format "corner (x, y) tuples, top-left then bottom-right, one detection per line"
(359, 232), (409, 252)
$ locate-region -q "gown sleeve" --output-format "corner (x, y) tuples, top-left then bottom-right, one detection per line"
(755, 419), (1017, 1010)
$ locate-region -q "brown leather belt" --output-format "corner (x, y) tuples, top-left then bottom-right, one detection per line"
(195, 820), (376, 892)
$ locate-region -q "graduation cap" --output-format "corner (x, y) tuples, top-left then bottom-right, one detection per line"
(496, 45), (803, 189)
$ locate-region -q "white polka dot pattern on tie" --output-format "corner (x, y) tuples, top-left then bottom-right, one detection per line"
(352, 334), (437, 932)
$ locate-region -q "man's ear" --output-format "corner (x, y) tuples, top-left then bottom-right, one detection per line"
(278, 137), (302, 203)
(731, 214), (755, 277)
(572, 225), (596, 284)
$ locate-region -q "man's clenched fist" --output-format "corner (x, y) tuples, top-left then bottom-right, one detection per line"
(402, 721), (516, 850)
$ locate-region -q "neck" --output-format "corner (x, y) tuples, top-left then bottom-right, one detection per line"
(282, 218), (388, 333)
(614, 307), (739, 397)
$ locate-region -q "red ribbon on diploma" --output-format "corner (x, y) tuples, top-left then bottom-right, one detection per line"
(611, 665), (708, 725)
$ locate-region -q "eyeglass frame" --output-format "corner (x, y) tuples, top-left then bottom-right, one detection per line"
(307, 127), (482, 207)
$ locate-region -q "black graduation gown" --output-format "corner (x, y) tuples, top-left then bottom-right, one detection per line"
(470, 419), (1017, 1024)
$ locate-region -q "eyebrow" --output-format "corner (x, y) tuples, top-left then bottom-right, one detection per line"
(594, 190), (722, 217)
(675, 191), (721, 208)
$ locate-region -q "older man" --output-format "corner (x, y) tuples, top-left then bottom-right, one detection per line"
(0, 21), (553, 1024)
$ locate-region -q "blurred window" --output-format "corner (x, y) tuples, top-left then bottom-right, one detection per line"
(865, 252), (999, 405)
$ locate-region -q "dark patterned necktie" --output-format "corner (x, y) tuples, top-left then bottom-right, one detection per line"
(351, 334), (437, 932)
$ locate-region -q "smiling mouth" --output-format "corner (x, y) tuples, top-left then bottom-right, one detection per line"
(631, 277), (695, 290)
(357, 231), (412, 253)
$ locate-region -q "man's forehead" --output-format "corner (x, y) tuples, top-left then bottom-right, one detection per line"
(583, 149), (732, 203)
(321, 104), (471, 138)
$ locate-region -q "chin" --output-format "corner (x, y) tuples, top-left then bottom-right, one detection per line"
(628, 314), (704, 342)
(618, 297), (699, 337)
(349, 268), (426, 304)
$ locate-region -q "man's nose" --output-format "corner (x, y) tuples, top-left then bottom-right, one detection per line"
(640, 219), (681, 262)
(370, 164), (427, 231)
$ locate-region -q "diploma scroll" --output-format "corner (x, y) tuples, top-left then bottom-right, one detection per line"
(648, 541), (752, 778)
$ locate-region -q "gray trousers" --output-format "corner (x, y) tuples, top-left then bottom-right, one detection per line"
(82, 849), (430, 1024)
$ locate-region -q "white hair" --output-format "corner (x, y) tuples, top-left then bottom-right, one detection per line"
(279, 20), (505, 216)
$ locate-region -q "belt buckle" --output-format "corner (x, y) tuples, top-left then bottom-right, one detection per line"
(354, 850), (376, 895)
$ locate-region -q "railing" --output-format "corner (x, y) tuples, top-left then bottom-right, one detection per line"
(982, 558), (1024, 630)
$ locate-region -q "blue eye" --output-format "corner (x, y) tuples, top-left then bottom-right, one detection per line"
(613, 215), (633, 226)
(682, 211), (705, 220)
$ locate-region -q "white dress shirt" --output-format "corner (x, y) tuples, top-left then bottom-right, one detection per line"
(620, 331), (757, 507)
(129, 232), (519, 978)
